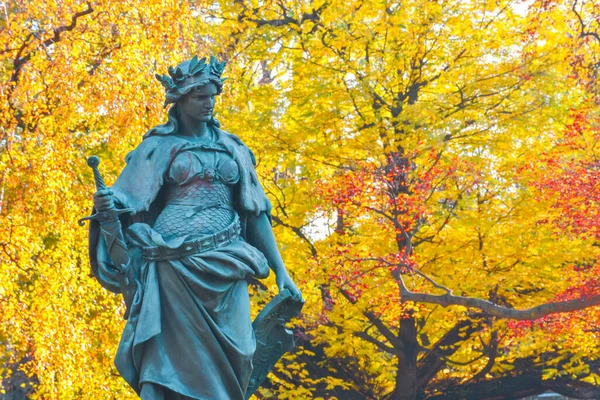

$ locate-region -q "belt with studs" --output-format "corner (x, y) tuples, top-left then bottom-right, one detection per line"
(142, 217), (241, 261)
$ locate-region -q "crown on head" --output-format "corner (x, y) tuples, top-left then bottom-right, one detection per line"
(155, 55), (227, 106)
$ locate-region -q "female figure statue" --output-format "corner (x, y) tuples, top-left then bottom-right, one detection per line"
(88, 56), (301, 399)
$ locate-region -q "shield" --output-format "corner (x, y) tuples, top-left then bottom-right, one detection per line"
(245, 289), (305, 398)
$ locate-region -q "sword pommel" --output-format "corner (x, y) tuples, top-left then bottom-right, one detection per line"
(87, 155), (100, 169)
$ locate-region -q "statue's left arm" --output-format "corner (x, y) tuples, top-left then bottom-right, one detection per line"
(223, 131), (301, 299)
(245, 212), (301, 299)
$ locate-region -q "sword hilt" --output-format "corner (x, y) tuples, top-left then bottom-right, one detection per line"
(87, 155), (107, 191)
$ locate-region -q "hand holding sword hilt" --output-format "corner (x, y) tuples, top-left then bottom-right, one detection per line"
(78, 156), (135, 226)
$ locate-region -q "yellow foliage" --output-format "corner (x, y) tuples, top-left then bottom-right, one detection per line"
(1, 0), (599, 398)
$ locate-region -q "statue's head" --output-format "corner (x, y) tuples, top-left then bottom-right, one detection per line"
(155, 55), (226, 108)
(146, 56), (227, 137)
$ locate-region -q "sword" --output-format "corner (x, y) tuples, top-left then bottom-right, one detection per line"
(79, 156), (137, 319)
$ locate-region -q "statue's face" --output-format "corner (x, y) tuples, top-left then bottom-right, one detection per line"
(178, 83), (217, 123)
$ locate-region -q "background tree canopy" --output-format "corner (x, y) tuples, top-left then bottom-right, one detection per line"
(0, 0), (599, 399)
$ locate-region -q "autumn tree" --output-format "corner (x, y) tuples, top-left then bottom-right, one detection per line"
(1, 0), (599, 399)
(208, 0), (600, 398)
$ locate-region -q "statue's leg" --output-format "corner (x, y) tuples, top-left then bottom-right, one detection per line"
(140, 383), (195, 400)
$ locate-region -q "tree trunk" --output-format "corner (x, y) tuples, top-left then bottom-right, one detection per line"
(393, 313), (419, 400)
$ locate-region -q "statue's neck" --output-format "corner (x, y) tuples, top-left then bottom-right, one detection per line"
(178, 119), (212, 140)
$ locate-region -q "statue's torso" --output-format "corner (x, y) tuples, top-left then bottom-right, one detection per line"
(152, 141), (240, 239)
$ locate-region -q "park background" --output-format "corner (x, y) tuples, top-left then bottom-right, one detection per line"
(0, 0), (599, 399)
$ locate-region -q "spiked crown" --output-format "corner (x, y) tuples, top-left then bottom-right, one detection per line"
(155, 55), (227, 107)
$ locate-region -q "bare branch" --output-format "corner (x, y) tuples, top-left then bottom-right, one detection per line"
(473, 330), (499, 381)
(364, 311), (403, 350)
(354, 331), (399, 355)
(417, 319), (483, 389)
(395, 271), (600, 320)
(337, 288), (403, 350)
(271, 215), (318, 259)
(9, 3), (94, 87)
(573, 0), (600, 43)
(412, 269), (452, 295)
(339, 257), (390, 286)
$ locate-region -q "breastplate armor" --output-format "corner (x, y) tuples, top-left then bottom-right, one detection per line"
(152, 144), (240, 239)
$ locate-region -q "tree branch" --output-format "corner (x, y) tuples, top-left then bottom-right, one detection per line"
(395, 270), (600, 321)
(364, 311), (403, 350)
(412, 269), (451, 295)
(271, 215), (318, 259)
(10, 3), (93, 86)
(354, 331), (399, 355)
(417, 319), (482, 390)
(428, 362), (600, 400)
(472, 330), (499, 381)
(572, 0), (600, 43)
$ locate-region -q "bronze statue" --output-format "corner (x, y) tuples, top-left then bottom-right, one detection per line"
(83, 56), (303, 399)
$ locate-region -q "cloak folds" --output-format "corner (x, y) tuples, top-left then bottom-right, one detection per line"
(88, 128), (273, 399)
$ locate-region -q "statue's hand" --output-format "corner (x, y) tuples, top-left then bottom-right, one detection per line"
(276, 271), (302, 301)
(93, 188), (115, 212)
